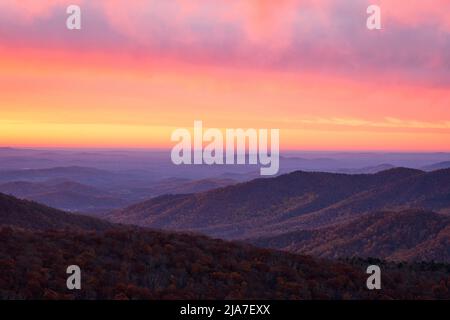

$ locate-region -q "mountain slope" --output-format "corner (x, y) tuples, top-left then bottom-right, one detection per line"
(1, 190), (449, 299)
(282, 168), (450, 231)
(250, 209), (450, 263)
(1, 226), (449, 299)
(107, 168), (444, 239)
(0, 192), (112, 231)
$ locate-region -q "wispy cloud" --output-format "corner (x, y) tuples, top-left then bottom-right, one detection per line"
(297, 117), (450, 130)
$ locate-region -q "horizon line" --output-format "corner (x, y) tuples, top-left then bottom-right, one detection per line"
(2, 146), (450, 154)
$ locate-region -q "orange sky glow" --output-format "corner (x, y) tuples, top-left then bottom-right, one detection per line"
(0, 0), (449, 151)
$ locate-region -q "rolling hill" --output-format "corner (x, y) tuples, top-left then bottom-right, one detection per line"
(250, 209), (450, 263)
(270, 168), (450, 232)
(0, 166), (239, 213)
(1, 191), (449, 299)
(107, 168), (450, 239)
(2, 226), (449, 300)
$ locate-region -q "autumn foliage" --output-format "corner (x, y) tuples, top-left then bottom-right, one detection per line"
(1, 226), (449, 300)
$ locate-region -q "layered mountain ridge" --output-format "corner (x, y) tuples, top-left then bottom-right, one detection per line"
(1, 192), (449, 299)
(108, 168), (450, 238)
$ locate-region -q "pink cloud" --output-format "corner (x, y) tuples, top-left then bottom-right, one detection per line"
(0, 0), (449, 86)
(0, 0), (84, 21)
(378, 0), (450, 31)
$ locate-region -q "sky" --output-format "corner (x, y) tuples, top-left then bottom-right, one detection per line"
(0, 0), (449, 151)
